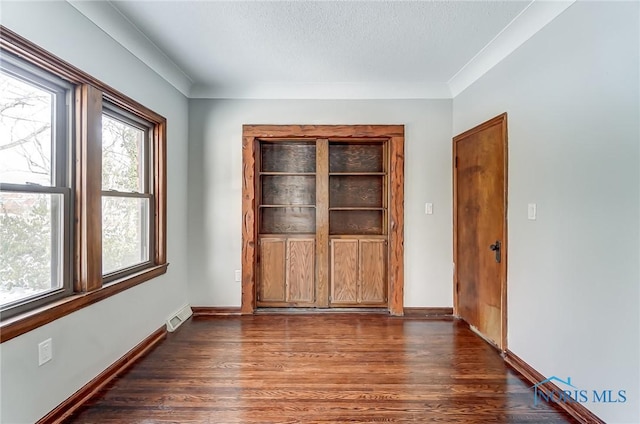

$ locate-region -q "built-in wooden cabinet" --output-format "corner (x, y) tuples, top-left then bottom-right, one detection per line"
(259, 142), (316, 235)
(329, 142), (386, 235)
(243, 125), (404, 314)
(258, 237), (315, 305)
(327, 141), (387, 306)
(330, 239), (386, 305)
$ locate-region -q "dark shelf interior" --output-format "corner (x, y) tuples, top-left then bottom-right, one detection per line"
(329, 142), (384, 173)
(330, 175), (383, 208)
(261, 142), (316, 173)
(262, 175), (316, 206)
(259, 140), (386, 236)
(260, 207), (316, 234)
(329, 210), (384, 235)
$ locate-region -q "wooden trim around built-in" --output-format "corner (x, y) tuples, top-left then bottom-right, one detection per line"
(242, 125), (405, 139)
(0, 264), (168, 343)
(388, 135), (404, 316)
(191, 307), (243, 316)
(315, 139), (329, 308)
(241, 125), (405, 316)
(37, 326), (167, 424)
(403, 307), (454, 318)
(241, 136), (257, 314)
(504, 350), (605, 424)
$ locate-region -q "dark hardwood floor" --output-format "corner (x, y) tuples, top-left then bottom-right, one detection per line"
(66, 314), (576, 423)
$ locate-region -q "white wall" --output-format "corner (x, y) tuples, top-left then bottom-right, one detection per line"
(453, 2), (639, 422)
(187, 99), (453, 308)
(0, 2), (190, 423)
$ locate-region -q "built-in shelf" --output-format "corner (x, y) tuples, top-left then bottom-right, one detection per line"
(260, 205), (315, 208)
(261, 142), (316, 174)
(330, 209), (384, 235)
(329, 207), (384, 211)
(260, 207), (316, 234)
(244, 125), (404, 313)
(329, 172), (386, 176)
(259, 172), (316, 176)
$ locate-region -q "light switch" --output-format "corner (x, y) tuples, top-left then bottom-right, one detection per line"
(527, 203), (537, 220)
(425, 203), (433, 215)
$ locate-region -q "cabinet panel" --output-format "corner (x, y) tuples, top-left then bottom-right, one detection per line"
(287, 239), (315, 302)
(330, 240), (358, 304)
(359, 240), (386, 303)
(259, 238), (286, 302)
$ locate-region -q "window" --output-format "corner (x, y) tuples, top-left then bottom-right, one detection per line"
(101, 106), (153, 279)
(0, 52), (73, 317)
(0, 26), (167, 341)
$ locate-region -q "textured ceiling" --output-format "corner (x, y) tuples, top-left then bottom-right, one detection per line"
(109, 0), (531, 97)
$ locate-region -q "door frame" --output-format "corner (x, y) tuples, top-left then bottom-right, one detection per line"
(242, 125), (405, 315)
(452, 113), (508, 350)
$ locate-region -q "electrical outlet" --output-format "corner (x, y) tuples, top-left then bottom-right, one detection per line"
(234, 269), (241, 282)
(38, 338), (52, 366)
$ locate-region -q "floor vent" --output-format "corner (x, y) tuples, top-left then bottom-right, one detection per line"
(166, 305), (193, 332)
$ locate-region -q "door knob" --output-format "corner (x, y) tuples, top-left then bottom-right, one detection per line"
(489, 240), (501, 263)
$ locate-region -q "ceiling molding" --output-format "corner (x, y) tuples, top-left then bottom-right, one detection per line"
(447, 0), (576, 98)
(189, 82), (452, 100)
(67, 0), (573, 100)
(66, 0), (193, 97)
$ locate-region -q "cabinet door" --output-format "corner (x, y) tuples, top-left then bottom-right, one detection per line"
(330, 239), (359, 304)
(359, 239), (386, 303)
(258, 238), (286, 302)
(287, 238), (315, 302)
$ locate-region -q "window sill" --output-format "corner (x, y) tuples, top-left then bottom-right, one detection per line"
(0, 263), (168, 343)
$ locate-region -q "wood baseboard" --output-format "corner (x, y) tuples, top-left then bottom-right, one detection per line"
(191, 306), (242, 316)
(403, 307), (454, 318)
(192, 307), (454, 318)
(37, 326), (167, 424)
(504, 350), (605, 424)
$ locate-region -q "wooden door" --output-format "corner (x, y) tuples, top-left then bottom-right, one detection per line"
(359, 239), (386, 303)
(330, 239), (358, 304)
(258, 238), (286, 302)
(453, 113), (507, 350)
(258, 237), (315, 305)
(286, 238), (315, 303)
(330, 239), (386, 305)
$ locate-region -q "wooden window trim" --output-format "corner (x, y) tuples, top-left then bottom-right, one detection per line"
(76, 84), (103, 292)
(0, 26), (168, 341)
(0, 264), (168, 343)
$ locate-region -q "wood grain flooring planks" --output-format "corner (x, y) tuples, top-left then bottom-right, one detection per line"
(65, 314), (577, 423)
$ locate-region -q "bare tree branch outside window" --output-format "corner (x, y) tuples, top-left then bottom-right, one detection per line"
(0, 72), (56, 304)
